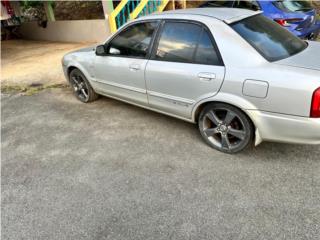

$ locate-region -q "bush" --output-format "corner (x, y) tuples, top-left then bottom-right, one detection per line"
(20, 0), (47, 21)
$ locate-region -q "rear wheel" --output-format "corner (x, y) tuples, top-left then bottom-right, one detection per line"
(69, 68), (98, 103)
(198, 103), (254, 154)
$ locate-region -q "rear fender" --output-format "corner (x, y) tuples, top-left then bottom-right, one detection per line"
(192, 92), (262, 145)
(191, 92), (258, 122)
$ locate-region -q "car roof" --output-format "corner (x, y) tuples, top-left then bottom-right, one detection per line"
(143, 8), (261, 23)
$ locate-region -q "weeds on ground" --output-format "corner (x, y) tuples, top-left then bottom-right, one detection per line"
(1, 83), (69, 95)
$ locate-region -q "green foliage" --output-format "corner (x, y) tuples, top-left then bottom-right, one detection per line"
(21, 1), (54, 10)
(21, 1), (42, 9)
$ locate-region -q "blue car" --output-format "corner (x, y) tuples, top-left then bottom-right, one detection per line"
(200, 0), (320, 39)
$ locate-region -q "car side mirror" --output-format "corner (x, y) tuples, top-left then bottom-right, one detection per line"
(95, 45), (107, 56)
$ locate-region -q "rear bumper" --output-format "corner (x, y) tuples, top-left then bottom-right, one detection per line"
(246, 110), (320, 145)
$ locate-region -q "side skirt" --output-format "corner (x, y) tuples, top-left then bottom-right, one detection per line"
(95, 90), (196, 124)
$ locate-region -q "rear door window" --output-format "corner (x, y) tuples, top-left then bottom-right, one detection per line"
(154, 22), (201, 63)
(194, 29), (223, 66)
(153, 21), (223, 66)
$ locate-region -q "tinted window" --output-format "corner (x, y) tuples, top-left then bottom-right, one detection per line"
(155, 22), (202, 63)
(155, 22), (222, 65)
(233, 0), (260, 11)
(231, 14), (307, 62)
(194, 29), (222, 65)
(273, 0), (312, 12)
(107, 21), (158, 58)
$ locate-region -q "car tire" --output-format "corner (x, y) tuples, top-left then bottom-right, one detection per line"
(198, 103), (254, 154)
(69, 68), (99, 103)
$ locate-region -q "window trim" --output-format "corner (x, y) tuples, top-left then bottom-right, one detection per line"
(149, 19), (225, 66)
(103, 20), (161, 59)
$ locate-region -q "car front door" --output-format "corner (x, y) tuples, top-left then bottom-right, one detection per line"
(93, 21), (159, 106)
(145, 21), (225, 119)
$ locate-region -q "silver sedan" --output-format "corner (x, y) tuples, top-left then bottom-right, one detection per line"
(62, 8), (320, 153)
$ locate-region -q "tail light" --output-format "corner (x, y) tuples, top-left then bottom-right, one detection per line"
(310, 87), (320, 118)
(274, 18), (303, 27)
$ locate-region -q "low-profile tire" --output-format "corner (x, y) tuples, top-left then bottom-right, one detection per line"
(69, 68), (98, 103)
(198, 103), (254, 154)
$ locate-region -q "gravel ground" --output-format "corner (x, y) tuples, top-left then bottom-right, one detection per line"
(2, 88), (320, 240)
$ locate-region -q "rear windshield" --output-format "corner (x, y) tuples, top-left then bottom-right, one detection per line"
(273, 0), (313, 12)
(231, 14), (308, 62)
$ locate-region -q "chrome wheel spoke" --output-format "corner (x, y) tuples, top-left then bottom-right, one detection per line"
(228, 128), (245, 140)
(71, 73), (89, 101)
(81, 88), (88, 98)
(221, 134), (231, 149)
(204, 127), (219, 136)
(206, 111), (220, 126)
(224, 110), (236, 125)
(72, 76), (80, 86)
(201, 107), (250, 152)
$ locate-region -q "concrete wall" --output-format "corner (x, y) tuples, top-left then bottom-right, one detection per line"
(19, 19), (111, 43)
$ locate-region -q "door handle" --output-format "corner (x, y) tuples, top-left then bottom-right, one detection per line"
(129, 64), (140, 71)
(198, 73), (216, 81)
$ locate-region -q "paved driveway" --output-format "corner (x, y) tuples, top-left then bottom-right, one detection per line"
(2, 88), (320, 240)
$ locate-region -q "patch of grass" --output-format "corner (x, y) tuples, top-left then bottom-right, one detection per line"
(1, 85), (27, 94)
(1, 83), (69, 95)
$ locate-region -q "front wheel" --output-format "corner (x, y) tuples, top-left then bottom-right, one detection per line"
(198, 103), (254, 154)
(69, 68), (99, 103)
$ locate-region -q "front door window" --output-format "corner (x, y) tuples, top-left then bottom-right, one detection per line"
(106, 21), (158, 58)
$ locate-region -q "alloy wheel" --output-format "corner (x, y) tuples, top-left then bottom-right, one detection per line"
(70, 73), (89, 102)
(201, 108), (247, 151)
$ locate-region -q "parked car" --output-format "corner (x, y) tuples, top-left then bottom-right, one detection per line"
(62, 8), (320, 153)
(200, 0), (320, 40)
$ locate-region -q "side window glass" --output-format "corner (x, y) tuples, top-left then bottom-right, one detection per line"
(155, 22), (202, 63)
(107, 21), (158, 58)
(194, 29), (222, 66)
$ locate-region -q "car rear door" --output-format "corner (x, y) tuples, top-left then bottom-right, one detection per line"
(93, 21), (159, 106)
(145, 20), (225, 119)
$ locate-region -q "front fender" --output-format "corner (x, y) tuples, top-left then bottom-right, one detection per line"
(64, 61), (93, 84)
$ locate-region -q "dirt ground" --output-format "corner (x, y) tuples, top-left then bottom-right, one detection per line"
(1, 40), (94, 88)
